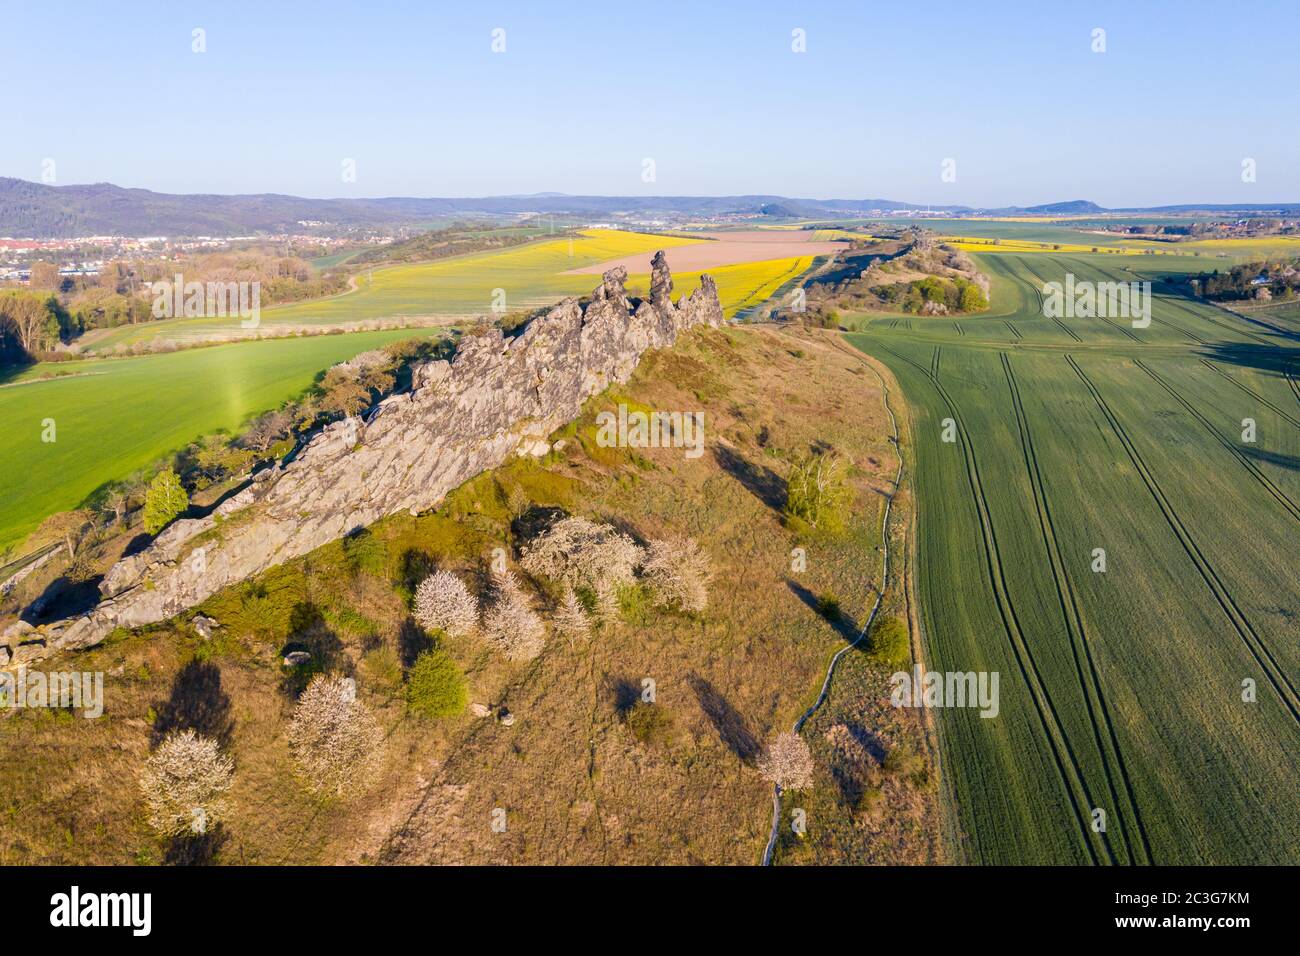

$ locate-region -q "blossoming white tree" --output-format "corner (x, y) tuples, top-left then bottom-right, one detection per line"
(139, 729), (234, 836)
(288, 674), (383, 796)
(640, 536), (711, 613)
(758, 731), (815, 791)
(482, 569), (546, 661)
(413, 569), (479, 637)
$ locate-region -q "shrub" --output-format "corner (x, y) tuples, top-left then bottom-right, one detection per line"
(139, 730), (233, 837)
(758, 731), (815, 791)
(623, 701), (674, 748)
(143, 468), (189, 535)
(640, 537), (711, 613)
(288, 674), (384, 796)
(784, 451), (850, 534)
(868, 615), (910, 669)
(412, 570), (478, 637)
(406, 650), (468, 718)
(815, 592), (841, 622)
(481, 570), (546, 661)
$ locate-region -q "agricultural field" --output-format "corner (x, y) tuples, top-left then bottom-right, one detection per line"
(847, 250), (1300, 864)
(0, 328), (442, 554)
(84, 229), (826, 353)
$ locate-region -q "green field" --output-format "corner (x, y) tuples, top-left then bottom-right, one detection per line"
(0, 328), (441, 553)
(849, 251), (1300, 864)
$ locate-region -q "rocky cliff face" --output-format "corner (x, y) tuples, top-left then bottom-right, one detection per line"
(10, 254), (722, 666)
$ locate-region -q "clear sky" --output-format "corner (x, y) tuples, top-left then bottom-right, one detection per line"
(3, 0), (1296, 206)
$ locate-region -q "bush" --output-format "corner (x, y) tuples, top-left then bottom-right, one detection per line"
(815, 592), (841, 622)
(868, 615), (910, 669)
(622, 701), (674, 748)
(143, 468), (189, 535)
(406, 650), (468, 718)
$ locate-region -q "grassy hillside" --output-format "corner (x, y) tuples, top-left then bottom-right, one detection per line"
(0, 326), (934, 865)
(848, 250), (1300, 864)
(0, 329), (442, 553)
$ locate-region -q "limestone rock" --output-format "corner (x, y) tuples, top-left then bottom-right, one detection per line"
(21, 257), (723, 666)
(470, 702), (492, 718)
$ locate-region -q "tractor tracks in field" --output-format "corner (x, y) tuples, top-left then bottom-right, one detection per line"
(1200, 359), (1300, 431)
(1001, 353), (1153, 866)
(1134, 359), (1300, 524)
(1067, 355), (1300, 726)
(876, 341), (1109, 865)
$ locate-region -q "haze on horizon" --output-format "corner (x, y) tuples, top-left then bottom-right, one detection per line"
(3, 0), (1297, 207)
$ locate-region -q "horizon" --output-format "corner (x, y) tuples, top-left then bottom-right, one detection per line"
(3, 0), (1298, 205)
(6, 177), (1300, 211)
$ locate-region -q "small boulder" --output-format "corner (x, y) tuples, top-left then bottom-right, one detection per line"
(470, 702), (492, 718)
(12, 640), (47, 666)
(191, 615), (218, 640)
(283, 650), (312, 667)
(497, 707), (515, 727)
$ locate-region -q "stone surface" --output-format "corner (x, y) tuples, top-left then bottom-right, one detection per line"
(15, 258), (721, 667)
(191, 615), (217, 640)
(469, 702), (492, 718)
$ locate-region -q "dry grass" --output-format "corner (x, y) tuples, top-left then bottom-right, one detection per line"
(0, 325), (932, 865)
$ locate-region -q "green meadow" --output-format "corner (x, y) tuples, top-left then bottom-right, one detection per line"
(0, 328), (440, 554)
(849, 250), (1300, 863)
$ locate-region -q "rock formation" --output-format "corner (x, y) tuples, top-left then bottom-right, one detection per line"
(7, 255), (722, 667)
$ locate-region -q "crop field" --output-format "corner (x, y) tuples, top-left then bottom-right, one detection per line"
(85, 230), (702, 351)
(0, 328), (441, 554)
(847, 251), (1300, 864)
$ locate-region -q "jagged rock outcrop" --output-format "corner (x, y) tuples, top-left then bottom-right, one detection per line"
(10, 256), (722, 667)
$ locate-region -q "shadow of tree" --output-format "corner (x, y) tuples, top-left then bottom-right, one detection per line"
(712, 443), (786, 513)
(1198, 342), (1300, 377)
(605, 675), (640, 716)
(397, 616), (433, 669)
(1242, 445), (1300, 471)
(151, 659), (235, 749)
(163, 824), (229, 866)
(687, 673), (759, 764)
(786, 580), (861, 643)
(279, 602), (347, 698)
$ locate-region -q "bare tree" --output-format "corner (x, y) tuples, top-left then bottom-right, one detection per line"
(758, 731), (815, 791)
(413, 569), (479, 637)
(482, 569), (546, 661)
(288, 674), (384, 796)
(139, 729), (234, 837)
(640, 537), (711, 613)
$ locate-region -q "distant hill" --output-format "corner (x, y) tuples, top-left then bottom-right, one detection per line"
(0, 179), (960, 238)
(1, 178), (1296, 238)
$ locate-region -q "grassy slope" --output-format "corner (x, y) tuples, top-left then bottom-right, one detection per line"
(0, 329), (441, 552)
(847, 249), (1300, 864)
(0, 326), (934, 865)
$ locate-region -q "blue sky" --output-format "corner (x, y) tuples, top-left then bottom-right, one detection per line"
(2, 0), (1296, 206)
